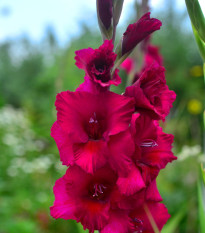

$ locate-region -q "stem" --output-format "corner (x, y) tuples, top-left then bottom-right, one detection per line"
(112, 25), (116, 44)
(144, 204), (160, 233)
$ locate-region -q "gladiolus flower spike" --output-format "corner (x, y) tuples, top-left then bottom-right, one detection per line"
(50, 2), (176, 233)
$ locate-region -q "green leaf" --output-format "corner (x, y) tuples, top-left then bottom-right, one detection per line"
(185, 0), (205, 42)
(201, 163), (205, 185)
(198, 179), (205, 233)
(192, 24), (205, 62)
(76, 223), (99, 233)
(204, 63), (205, 98)
(161, 206), (186, 233)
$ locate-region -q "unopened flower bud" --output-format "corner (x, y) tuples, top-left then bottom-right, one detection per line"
(114, 12), (161, 68)
(96, 0), (125, 41)
(122, 12), (161, 56)
(113, 0), (124, 27)
(96, 0), (113, 40)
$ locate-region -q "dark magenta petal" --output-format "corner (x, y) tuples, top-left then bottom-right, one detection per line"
(50, 177), (76, 220)
(51, 166), (117, 232)
(131, 114), (177, 184)
(125, 64), (176, 120)
(122, 12), (162, 55)
(97, 0), (113, 30)
(51, 122), (74, 166)
(130, 202), (170, 232)
(75, 40), (121, 88)
(145, 179), (163, 202)
(117, 164), (145, 196)
(73, 140), (108, 174)
(75, 47), (94, 70)
(108, 130), (134, 176)
(54, 90), (134, 172)
(141, 127), (177, 170)
(76, 76), (108, 94)
(101, 210), (130, 233)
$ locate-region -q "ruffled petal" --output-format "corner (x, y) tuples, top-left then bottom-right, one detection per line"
(117, 164), (145, 196)
(77, 76), (108, 94)
(142, 126), (177, 169)
(75, 48), (94, 70)
(51, 166), (117, 232)
(51, 121), (74, 166)
(55, 91), (90, 142)
(75, 40), (121, 88)
(50, 176), (76, 220)
(125, 64), (176, 120)
(122, 12), (162, 55)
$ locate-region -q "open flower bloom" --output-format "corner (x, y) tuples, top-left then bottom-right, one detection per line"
(51, 165), (147, 233)
(131, 114), (177, 184)
(51, 90), (135, 174)
(129, 202), (170, 233)
(100, 180), (164, 233)
(121, 12), (162, 56)
(125, 64), (176, 121)
(75, 40), (121, 88)
(50, 166), (117, 232)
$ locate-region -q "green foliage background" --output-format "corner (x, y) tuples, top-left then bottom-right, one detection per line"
(0, 2), (204, 233)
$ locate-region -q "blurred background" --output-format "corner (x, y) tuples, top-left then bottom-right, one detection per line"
(0, 0), (204, 232)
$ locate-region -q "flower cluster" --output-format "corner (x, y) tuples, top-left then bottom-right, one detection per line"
(50, 4), (176, 233)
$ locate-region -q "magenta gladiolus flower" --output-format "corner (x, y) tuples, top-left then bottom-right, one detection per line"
(50, 2), (176, 231)
(75, 40), (121, 88)
(131, 114), (177, 184)
(122, 12), (162, 56)
(50, 165), (147, 233)
(50, 166), (117, 232)
(125, 64), (176, 121)
(51, 90), (135, 174)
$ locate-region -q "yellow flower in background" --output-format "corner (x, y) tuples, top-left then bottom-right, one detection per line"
(190, 65), (203, 77)
(187, 99), (203, 115)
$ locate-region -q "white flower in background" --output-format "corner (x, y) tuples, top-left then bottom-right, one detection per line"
(7, 155), (54, 176)
(178, 145), (201, 161)
(0, 105), (46, 157)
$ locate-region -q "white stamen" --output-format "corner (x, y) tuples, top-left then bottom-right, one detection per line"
(141, 140), (158, 148)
